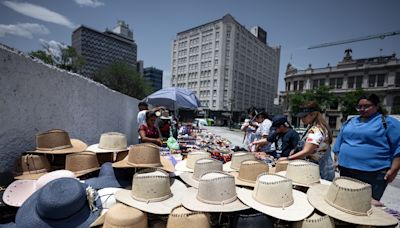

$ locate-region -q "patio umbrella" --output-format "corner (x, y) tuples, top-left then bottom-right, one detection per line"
(144, 87), (201, 111)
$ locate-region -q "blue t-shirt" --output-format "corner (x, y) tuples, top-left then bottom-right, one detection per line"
(333, 113), (400, 171)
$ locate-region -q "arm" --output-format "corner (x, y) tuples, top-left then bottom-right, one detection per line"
(384, 118), (400, 183)
(385, 157), (400, 183)
(286, 142), (318, 160)
(139, 129), (162, 146)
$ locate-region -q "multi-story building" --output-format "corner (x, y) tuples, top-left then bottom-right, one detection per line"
(282, 50), (400, 130)
(144, 67), (163, 92)
(72, 21), (137, 78)
(170, 14), (281, 113)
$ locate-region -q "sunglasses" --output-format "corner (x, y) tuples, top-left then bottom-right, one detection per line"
(355, 104), (373, 111)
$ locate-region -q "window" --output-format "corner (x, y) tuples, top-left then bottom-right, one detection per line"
(356, 76), (363, 88)
(377, 74), (384, 87)
(348, 76), (354, 89)
(368, 75), (376, 87)
(328, 116), (337, 129)
(329, 78), (335, 89)
(312, 80), (318, 90)
(287, 82), (291, 91)
(293, 81), (298, 91)
(396, 72), (400, 87)
(336, 78), (343, 89)
(299, 81), (304, 91)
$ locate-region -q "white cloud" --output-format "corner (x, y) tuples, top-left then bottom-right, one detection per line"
(0, 23), (49, 39)
(39, 39), (68, 64)
(3, 1), (75, 29)
(74, 0), (104, 7)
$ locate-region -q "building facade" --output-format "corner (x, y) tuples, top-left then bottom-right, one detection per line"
(170, 14), (281, 112)
(281, 51), (400, 130)
(144, 67), (163, 92)
(72, 21), (137, 78)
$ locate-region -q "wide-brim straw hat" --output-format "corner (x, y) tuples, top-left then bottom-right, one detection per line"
(115, 169), (187, 214)
(29, 129), (87, 154)
(87, 132), (129, 153)
(175, 150), (211, 172)
(101, 203), (147, 228)
(179, 158), (222, 188)
(182, 171), (249, 212)
(307, 176), (398, 226)
(14, 154), (51, 180)
(277, 171), (331, 186)
(166, 205), (210, 228)
(237, 173), (314, 221)
(268, 160), (289, 173)
(3, 170), (76, 207)
(223, 152), (255, 172)
(112, 143), (175, 173)
(66, 152), (100, 177)
(292, 212), (335, 228)
(230, 160), (269, 187)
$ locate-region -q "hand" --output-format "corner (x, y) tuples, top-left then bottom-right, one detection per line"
(384, 168), (399, 183)
(255, 152), (267, 160)
(156, 139), (163, 146)
(278, 157), (289, 162)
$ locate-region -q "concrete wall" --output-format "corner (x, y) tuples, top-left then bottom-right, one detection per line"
(0, 44), (139, 185)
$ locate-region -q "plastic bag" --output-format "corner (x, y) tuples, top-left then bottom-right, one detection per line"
(167, 136), (180, 150)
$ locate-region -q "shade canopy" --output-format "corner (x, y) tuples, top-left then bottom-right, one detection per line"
(144, 87), (201, 110)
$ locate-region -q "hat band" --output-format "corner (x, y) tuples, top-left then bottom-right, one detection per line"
(253, 195), (294, 209)
(99, 145), (127, 150)
(237, 175), (256, 183)
(36, 144), (72, 151)
(22, 168), (48, 175)
(126, 161), (162, 167)
(196, 194), (237, 205)
(324, 197), (373, 216)
(130, 191), (172, 203)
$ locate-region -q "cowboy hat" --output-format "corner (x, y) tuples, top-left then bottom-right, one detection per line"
(292, 212), (335, 228)
(112, 143), (175, 173)
(14, 154), (51, 180)
(230, 160), (269, 187)
(166, 205), (210, 228)
(182, 171), (249, 212)
(180, 158), (223, 188)
(65, 152), (101, 177)
(223, 152), (255, 172)
(268, 160), (289, 173)
(86, 132), (129, 153)
(100, 203), (147, 228)
(307, 176), (398, 226)
(84, 162), (132, 190)
(175, 150), (210, 172)
(29, 129), (87, 154)
(236, 173), (314, 221)
(115, 169), (187, 214)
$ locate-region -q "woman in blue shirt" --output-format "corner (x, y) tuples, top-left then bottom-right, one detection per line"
(333, 94), (400, 206)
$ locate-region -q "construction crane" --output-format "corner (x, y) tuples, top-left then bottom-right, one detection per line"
(308, 30), (400, 49)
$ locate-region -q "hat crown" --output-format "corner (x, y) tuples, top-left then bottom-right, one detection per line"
(104, 203), (147, 227)
(238, 160), (269, 183)
(197, 172), (237, 205)
(231, 152), (255, 170)
(131, 169), (172, 202)
(36, 129), (72, 150)
(274, 160), (289, 173)
(286, 160), (320, 186)
(127, 143), (162, 167)
(325, 177), (372, 215)
(252, 174), (294, 208)
(19, 154), (50, 175)
(36, 170), (75, 189)
(193, 158), (222, 180)
(167, 206), (210, 228)
(66, 152), (99, 173)
(98, 132), (127, 150)
(187, 151), (210, 169)
(293, 213), (335, 228)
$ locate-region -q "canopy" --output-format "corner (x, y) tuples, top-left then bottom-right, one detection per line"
(144, 87), (201, 111)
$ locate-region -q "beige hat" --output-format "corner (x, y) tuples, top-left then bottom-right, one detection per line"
(269, 160), (289, 173)
(112, 143), (174, 172)
(3, 170), (76, 207)
(65, 152), (100, 177)
(87, 132), (129, 153)
(180, 158), (223, 188)
(292, 212), (335, 228)
(29, 129), (87, 154)
(98, 203), (147, 228)
(230, 160), (269, 187)
(182, 171), (249, 212)
(115, 169), (187, 214)
(236, 173), (314, 221)
(166, 205), (210, 228)
(307, 176), (398, 226)
(14, 154), (51, 180)
(175, 151), (210, 172)
(223, 152), (255, 172)
(276, 160), (331, 187)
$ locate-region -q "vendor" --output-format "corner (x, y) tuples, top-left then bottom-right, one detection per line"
(139, 111), (162, 146)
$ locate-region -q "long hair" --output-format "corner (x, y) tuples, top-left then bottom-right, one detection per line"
(303, 101), (332, 144)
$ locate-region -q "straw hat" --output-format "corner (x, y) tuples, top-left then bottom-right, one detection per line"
(101, 203), (147, 228)
(3, 170), (75, 207)
(112, 143), (175, 172)
(87, 132), (129, 153)
(223, 152), (255, 172)
(307, 176), (398, 226)
(180, 158), (223, 188)
(29, 129), (87, 154)
(236, 173), (314, 221)
(182, 171), (249, 212)
(115, 169), (187, 214)
(14, 154), (51, 180)
(269, 160), (289, 173)
(166, 205), (210, 228)
(175, 151), (210, 172)
(292, 212), (335, 228)
(230, 160), (269, 187)
(65, 152), (100, 177)
(276, 160), (331, 187)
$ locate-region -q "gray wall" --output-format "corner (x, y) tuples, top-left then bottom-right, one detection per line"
(0, 44), (139, 185)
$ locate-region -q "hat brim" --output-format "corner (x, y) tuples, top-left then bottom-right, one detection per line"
(3, 180), (36, 207)
(86, 144), (129, 153)
(230, 172), (256, 187)
(307, 184), (398, 226)
(222, 162), (238, 172)
(182, 187), (249, 212)
(295, 112), (309, 118)
(174, 160), (194, 172)
(237, 187), (313, 221)
(14, 172), (47, 180)
(112, 156), (175, 173)
(29, 139), (87, 154)
(179, 172), (200, 188)
(276, 171), (332, 187)
(73, 167), (101, 177)
(115, 179), (187, 214)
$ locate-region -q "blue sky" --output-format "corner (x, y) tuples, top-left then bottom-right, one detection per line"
(1, 0), (400, 91)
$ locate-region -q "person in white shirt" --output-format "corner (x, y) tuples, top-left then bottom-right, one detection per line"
(249, 112), (272, 152)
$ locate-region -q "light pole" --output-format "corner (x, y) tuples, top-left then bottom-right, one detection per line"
(229, 98), (234, 130)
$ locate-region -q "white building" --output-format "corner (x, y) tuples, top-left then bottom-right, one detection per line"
(170, 14), (280, 112)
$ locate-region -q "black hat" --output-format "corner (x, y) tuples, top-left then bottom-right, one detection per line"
(271, 116), (289, 128)
(295, 107), (320, 118)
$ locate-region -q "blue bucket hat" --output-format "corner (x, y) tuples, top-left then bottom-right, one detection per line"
(15, 178), (101, 228)
(84, 162), (132, 190)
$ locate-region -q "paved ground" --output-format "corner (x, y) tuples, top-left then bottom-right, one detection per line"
(204, 126), (400, 212)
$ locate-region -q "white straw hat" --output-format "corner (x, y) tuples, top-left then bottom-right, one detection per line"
(223, 152), (255, 172)
(307, 176), (398, 226)
(237, 173), (314, 221)
(87, 132), (129, 153)
(292, 212), (335, 228)
(180, 158), (223, 188)
(230, 160), (269, 187)
(182, 171), (249, 212)
(175, 151), (210, 172)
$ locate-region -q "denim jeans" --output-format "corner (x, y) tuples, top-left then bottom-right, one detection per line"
(339, 166), (389, 200)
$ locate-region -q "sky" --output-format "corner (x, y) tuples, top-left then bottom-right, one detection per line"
(1, 0), (400, 92)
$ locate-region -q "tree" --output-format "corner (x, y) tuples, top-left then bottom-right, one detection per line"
(93, 62), (152, 99)
(339, 89), (365, 120)
(59, 46), (85, 73)
(29, 50), (54, 65)
(288, 86), (335, 114)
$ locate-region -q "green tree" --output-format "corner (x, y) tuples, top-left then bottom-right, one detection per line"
(29, 50), (54, 65)
(339, 89), (365, 120)
(93, 62), (152, 99)
(59, 46), (85, 73)
(288, 86), (335, 114)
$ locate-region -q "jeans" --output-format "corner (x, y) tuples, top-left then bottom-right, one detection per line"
(339, 166), (389, 200)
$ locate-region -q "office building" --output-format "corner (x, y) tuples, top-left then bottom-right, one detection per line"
(144, 67), (163, 92)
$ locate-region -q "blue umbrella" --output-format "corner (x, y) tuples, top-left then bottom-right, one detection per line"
(144, 87), (201, 110)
